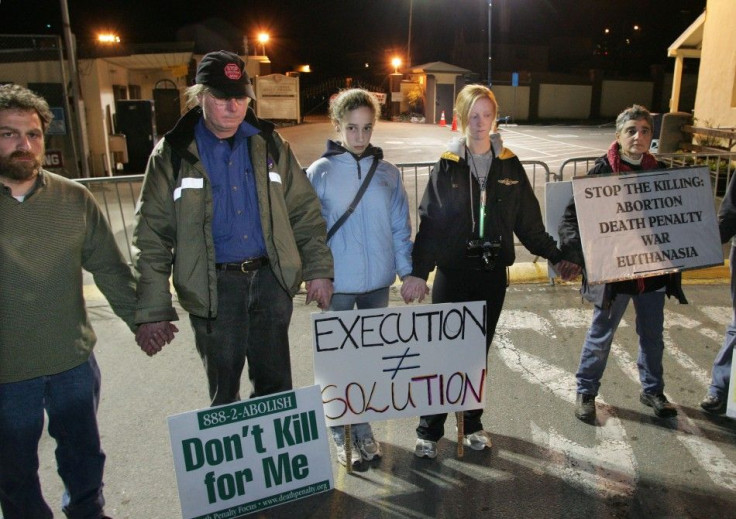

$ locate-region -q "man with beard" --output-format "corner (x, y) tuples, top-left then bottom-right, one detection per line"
(0, 84), (137, 519)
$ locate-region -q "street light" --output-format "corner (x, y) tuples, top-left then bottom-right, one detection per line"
(392, 57), (402, 74)
(97, 33), (120, 44)
(257, 32), (269, 56)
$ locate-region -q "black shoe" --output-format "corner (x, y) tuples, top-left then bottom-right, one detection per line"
(700, 394), (726, 414)
(575, 393), (596, 422)
(640, 392), (677, 418)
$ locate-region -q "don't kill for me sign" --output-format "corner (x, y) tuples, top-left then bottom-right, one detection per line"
(572, 166), (722, 284)
(168, 386), (333, 518)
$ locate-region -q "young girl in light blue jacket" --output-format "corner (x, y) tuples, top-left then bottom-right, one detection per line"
(307, 88), (426, 467)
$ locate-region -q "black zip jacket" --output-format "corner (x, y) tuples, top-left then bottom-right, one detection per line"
(411, 143), (565, 279)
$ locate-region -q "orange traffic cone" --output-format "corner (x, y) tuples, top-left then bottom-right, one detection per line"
(451, 113), (458, 131)
(439, 110), (446, 127)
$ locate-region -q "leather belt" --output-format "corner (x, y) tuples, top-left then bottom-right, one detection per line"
(215, 257), (269, 273)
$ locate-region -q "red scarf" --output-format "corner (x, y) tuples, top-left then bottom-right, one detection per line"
(606, 141), (659, 174)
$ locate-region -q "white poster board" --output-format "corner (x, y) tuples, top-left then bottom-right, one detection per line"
(255, 74), (300, 121)
(312, 301), (487, 427)
(545, 180), (574, 280)
(572, 166), (722, 284)
(168, 386), (333, 519)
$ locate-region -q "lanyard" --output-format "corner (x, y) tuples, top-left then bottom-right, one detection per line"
(479, 189), (487, 238)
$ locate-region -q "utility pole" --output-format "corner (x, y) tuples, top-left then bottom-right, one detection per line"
(488, 1), (492, 87)
(407, 0), (413, 69)
(59, 0), (90, 177)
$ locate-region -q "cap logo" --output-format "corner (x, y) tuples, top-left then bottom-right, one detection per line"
(224, 63), (242, 80)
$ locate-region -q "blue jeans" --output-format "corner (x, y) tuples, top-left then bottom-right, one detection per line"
(0, 355), (106, 519)
(190, 265), (294, 406)
(576, 290), (666, 396)
(328, 287), (389, 444)
(708, 245), (736, 399)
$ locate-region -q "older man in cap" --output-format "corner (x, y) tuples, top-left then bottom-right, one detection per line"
(133, 50), (333, 406)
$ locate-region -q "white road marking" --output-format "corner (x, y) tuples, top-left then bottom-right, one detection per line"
(701, 305), (732, 325)
(497, 307), (736, 494)
(494, 323), (637, 498)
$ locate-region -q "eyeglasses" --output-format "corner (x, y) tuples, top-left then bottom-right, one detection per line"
(207, 93), (248, 107)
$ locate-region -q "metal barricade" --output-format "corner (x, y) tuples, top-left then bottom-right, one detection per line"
(656, 151), (736, 198)
(75, 175), (144, 264)
(558, 152), (736, 198)
(77, 159), (557, 268)
(558, 157), (600, 180)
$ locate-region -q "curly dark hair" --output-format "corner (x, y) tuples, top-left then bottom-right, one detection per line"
(0, 83), (54, 131)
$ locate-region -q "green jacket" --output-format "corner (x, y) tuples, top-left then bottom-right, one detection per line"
(133, 107), (333, 323)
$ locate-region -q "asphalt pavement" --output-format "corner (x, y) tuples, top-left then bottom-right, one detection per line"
(29, 120), (736, 519)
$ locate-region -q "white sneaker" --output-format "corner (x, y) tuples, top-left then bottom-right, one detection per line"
(462, 430), (492, 451)
(335, 441), (361, 467)
(357, 437), (382, 461)
(414, 439), (438, 459)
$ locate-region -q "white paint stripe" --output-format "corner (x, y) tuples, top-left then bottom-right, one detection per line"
(701, 306), (732, 326)
(497, 310), (556, 337)
(549, 308), (591, 328)
(663, 309), (702, 329)
(530, 422), (637, 499)
(609, 330), (736, 491)
(699, 327), (723, 342)
(494, 327), (637, 498)
(663, 330), (711, 388)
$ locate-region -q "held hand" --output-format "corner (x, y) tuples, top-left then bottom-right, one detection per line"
(554, 259), (582, 281)
(305, 278), (334, 310)
(400, 276), (429, 304)
(135, 321), (179, 357)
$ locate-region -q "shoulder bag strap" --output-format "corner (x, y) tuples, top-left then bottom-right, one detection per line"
(326, 156), (380, 241)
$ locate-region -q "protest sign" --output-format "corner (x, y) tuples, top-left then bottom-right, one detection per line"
(312, 301), (488, 427)
(168, 386), (333, 519)
(572, 166), (722, 284)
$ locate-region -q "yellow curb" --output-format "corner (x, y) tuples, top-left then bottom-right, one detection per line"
(86, 260), (731, 303)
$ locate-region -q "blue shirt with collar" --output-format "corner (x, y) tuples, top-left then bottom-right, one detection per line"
(194, 117), (267, 263)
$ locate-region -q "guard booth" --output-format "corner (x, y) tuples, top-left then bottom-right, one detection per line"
(404, 61), (472, 125)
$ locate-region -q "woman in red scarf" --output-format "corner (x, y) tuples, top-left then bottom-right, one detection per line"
(559, 104), (687, 423)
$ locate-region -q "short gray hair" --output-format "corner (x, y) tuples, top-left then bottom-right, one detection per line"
(615, 104), (653, 134)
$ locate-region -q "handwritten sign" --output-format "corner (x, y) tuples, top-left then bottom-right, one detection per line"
(312, 301), (487, 427)
(572, 166), (722, 284)
(168, 386), (333, 519)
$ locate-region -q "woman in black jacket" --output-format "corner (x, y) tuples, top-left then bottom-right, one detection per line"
(404, 84), (579, 459)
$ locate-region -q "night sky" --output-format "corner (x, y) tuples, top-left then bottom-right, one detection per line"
(0, 1), (706, 79)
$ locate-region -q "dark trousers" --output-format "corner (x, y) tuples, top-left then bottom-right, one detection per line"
(0, 356), (105, 519)
(190, 266), (293, 406)
(416, 266), (507, 442)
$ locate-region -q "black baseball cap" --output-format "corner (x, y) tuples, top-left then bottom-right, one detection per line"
(195, 50), (255, 99)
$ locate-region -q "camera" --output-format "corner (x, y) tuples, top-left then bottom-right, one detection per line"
(466, 237), (502, 271)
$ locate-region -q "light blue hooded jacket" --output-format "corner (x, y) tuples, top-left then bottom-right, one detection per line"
(307, 141), (413, 293)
